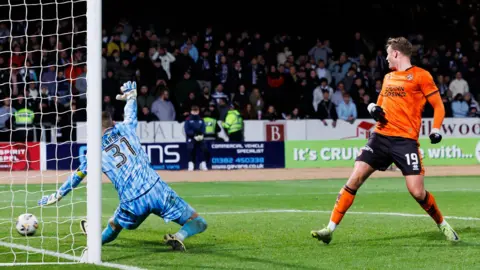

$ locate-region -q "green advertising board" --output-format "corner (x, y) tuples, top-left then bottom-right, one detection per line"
(285, 138), (480, 168)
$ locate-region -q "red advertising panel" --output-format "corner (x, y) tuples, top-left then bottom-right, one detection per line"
(0, 143), (41, 171)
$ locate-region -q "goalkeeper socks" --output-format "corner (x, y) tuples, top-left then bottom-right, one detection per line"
(102, 223), (121, 245)
(417, 191), (444, 224)
(329, 185), (357, 231)
(173, 216), (208, 242)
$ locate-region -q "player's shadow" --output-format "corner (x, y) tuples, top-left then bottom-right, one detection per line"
(346, 226), (480, 247)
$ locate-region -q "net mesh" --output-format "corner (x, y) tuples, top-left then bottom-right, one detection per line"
(0, 0), (88, 264)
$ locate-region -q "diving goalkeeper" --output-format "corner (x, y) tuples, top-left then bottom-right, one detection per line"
(38, 81), (207, 251)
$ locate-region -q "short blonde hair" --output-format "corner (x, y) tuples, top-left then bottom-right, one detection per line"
(386, 37), (413, 57)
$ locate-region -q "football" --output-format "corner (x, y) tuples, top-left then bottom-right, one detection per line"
(16, 214), (39, 236)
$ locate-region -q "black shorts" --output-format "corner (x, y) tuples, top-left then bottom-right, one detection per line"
(355, 132), (424, 176)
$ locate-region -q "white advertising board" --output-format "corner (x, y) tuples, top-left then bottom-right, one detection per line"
(76, 118), (480, 143)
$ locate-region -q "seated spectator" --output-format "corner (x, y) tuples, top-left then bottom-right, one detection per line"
(316, 90), (338, 127)
(336, 93), (357, 123)
(357, 94), (371, 119)
(263, 105), (278, 121)
(138, 106), (158, 122)
(242, 103), (257, 120)
(464, 92), (479, 112)
(451, 93), (469, 117)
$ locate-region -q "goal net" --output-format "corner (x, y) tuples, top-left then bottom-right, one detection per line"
(0, 0), (102, 265)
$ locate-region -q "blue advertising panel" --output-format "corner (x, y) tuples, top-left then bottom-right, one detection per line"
(46, 141), (285, 171)
(208, 141), (284, 169)
(46, 142), (187, 170)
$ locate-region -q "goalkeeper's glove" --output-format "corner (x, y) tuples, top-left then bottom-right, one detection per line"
(429, 128), (442, 144)
(38, 192), (62, 206)
(116, 81), (137, 101)
(194, 134), (204, 141)
(367, 103), (387, 124)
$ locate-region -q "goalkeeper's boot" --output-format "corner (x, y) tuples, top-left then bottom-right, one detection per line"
(438, 221), (460, 242)
(164, 234), (186, 251)
(311, 227), (333, 244)
(80, 219), (88, 235)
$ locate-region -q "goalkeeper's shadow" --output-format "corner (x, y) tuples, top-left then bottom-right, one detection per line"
(108, 238), (318, 270)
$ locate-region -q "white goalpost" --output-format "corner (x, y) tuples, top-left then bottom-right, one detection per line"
(0, 0), (108, 267)
(85, 0), (102, 265)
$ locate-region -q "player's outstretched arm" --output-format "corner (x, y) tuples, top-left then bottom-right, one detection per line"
(38, 160), (87, 206)
(116, 81), (138, 129)
(427, 91), (445, 144)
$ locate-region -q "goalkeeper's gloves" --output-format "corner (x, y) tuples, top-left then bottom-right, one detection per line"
(367, 103), (387, 124)
(194, 134), (204, 141)
(38, 192), (63, 206)
(116, 81), (137, 101)
(429, 128), (442, 144)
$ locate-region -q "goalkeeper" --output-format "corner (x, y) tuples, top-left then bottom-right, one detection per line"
(38, 81), (207, 251)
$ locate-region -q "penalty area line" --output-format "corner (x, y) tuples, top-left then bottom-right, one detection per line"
(0, 241), (145, 270)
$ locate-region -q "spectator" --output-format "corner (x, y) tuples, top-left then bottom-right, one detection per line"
(316, 60), (332, 85)
(138, 106), (158, 122)
(249, 88), (264, 119)
(115, 58), (135, 85)
(337, 93), (357, 123)
(449, 71), (469, 97)
(442, 94), (453, 118)
(331, 82), (345, 106)
(151, 89), (176, 121)
(242, 103), (257, 120)
(357, 94), (371, 119)
(216, 98), (229, 121)
(75, 65), (87, 101)
(232, 84), (249, 110)
(0, 97), (16, 141)
(316, 90), (338, 126)
(195, 49), (213, 90)
(309, 39), (332, 63)
(175, 71), (201, 107)
(451, 93), (469, 117)
(331, 53), (352, 85)
(263, 105), (278, 121)
(463, 92), (479, 112)
(137, 85), (155, 111)
(181, 92), (198, 119)
(288, 107), (302, 120)
(107, 33), (125, 56)
(41, 65), (57, 96)
(153, 47), (175, 80)
(180, 39), (198, 63)
(102, 95), (116, 119)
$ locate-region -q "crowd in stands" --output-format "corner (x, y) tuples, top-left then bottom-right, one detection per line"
(0, 2), (479, 143)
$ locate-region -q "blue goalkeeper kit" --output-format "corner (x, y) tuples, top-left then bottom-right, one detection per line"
(57, 98), (193, 228)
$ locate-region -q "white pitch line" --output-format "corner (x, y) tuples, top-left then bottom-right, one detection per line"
(1, 188), (480, 203)
(0, 241), (145, 270)
(0, 209), (479, 222)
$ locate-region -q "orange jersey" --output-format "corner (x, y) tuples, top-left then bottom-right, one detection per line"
(374, 66), (438, 141)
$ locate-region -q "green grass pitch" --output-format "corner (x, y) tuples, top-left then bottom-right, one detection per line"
(0, 176), (479, 269)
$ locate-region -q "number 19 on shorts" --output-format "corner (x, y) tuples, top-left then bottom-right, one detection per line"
(405, 153), (419, 171)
